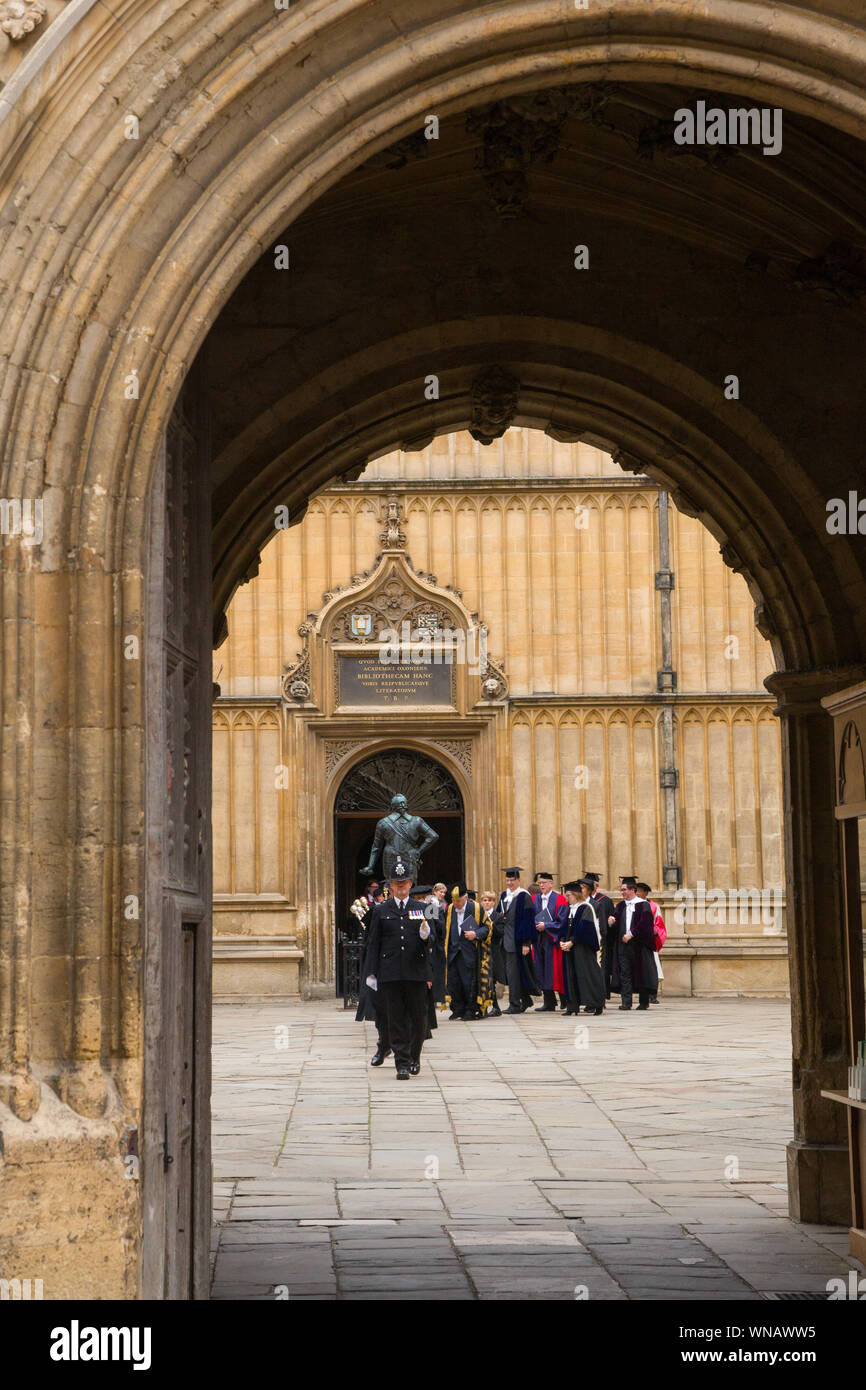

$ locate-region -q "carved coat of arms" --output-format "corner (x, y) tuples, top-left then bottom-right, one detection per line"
(350, 613), (373, 639)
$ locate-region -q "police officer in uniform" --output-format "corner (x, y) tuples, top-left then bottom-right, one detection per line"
(362, 860), (433, 1079)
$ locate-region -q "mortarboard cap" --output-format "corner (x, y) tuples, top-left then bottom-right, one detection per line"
(535, 870), (554, 881)
(620, 875), (637, 888)
(502, 866), (522, 876)
(563, 880), (582, 892)
(582, 871), (600, 883)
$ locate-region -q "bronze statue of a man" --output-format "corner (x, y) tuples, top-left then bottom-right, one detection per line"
(361, 794), (439, 881)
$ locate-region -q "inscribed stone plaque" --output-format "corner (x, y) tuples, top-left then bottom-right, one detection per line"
(336, 653), (455, 707)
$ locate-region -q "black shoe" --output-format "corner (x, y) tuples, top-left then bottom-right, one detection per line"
(618, 1004), (632, 1011)
(593, 1007), (604, 1015)
(637, 1003), (649, 1010)
(564, 1007), (576, 1016)
(649, 997), (659, 1004)
(490, 1006), (502, 1017)
(448, 1012), (465, 1020)
(505, 1005), (522, 1014)
(535, 1005), (556, 1012)
(396, 1067), (410, 1080)
(408, 1062), (420, 1075)
(370, 1048), (391, 1066)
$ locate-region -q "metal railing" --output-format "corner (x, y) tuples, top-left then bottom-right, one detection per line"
(341, 933), (363, 1009)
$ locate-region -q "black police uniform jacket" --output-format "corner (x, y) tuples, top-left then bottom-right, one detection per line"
(362, 895), (433, 984)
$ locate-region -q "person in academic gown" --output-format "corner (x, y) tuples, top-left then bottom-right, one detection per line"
(354, 886), (393, 1065)
(531, 871), (569, 1010)
(491, 867), (541, 1012)
(583, 872), (616, 1000)
(362, 862), (434, 1077)
(636, 881), (665, 1004)
(479, 891), (504, 1015)
(442, 884), (495, 1020)
(419, 885), (447, 1007)
(559, 879), (605, 1015)
(608, 876), (658, 1010)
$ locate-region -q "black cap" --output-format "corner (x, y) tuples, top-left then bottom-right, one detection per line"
(582, 871), (600, 883)
(620, 875), (637, 888)
(536, 871), (554, 881)
(502, 866), (522, 876)
(414, 885), (433, 896)
(563, 880), (582, 892)
(635, 882), (651, 894)
(578, 876), (595, 890)
(390, 859), (412, 881)
(450, 882), (470, 901)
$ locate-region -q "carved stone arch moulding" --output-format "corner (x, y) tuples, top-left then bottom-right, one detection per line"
(431, 739), (473, 779)
(334, 748), (463, 812)
(324, 738), (369, 782)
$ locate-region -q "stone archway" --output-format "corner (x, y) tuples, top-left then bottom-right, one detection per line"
(3, 1), (866, 1297)
(333, 748), (465, 993)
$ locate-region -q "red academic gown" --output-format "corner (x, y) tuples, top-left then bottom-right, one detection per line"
(531, 892), (569, 995)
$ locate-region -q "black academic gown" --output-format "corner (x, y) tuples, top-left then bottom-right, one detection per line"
(562, 902), (605, 1011)
(609, 899), (659, 995)
(353, 901), (378, 1023)
(592, 892), (616, 997)
(428, 902), (448, 1004)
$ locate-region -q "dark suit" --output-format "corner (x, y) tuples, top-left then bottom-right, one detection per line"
(610, 898), (658, 1007)
(591, 892), (616, 998)
(363, 895), (433, 1068)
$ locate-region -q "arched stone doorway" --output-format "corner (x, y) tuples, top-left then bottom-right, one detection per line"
(334, 748), (465, 993)
(3, 1), (866, 1299)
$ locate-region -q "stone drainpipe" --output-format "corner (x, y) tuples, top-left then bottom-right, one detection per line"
(655, 491), (681, 893)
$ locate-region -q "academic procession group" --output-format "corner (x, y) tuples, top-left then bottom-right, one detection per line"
(354, 866), (667, 1079)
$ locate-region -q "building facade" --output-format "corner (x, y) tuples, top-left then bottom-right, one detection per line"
(213, 430), (787, 1000)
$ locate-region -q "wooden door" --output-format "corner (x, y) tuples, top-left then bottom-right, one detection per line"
(143, 368), (213, 1300)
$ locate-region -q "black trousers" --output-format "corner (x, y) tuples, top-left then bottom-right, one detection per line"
(505, 949), (532, 1008)
(380, 980), (429, 1068)
(617, 942), (650, 1009)
(542, 988), (566, 1010)
(602, 927), (617, 999)
(447, 955), (476, 1017)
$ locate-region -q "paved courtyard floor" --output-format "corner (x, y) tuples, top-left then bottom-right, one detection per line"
(210, 997), (862, 1300)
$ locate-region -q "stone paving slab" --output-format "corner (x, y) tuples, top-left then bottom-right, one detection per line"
(211, 998), (864, 1301)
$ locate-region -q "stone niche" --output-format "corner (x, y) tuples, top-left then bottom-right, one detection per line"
(213, 529), (506, 997)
